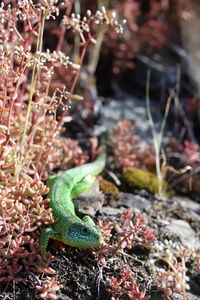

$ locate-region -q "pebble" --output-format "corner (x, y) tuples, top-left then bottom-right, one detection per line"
(118, 192), (153, 213)
(172, 196), (200, 213)
(166, 219), (200, 249)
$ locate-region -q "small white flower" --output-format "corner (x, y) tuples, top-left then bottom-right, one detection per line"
(185, 283), (190, 290)
(185, 276), (190, 282)
(112, 11), (116, 18)
(101, 6), (106, 14)
(175, 283), (181, 291)
(148, 259), (155, 265)
(96, 10), (101, 16)
(177, 272), (183, 278)
(86, 10), (91, 17)
(167, 275), (173, 281)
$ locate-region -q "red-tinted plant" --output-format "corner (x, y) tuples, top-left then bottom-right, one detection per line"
(92, 209), (156, 266)
(0, 2), (125, 297)
(107, 265), (150, 300)
(179, 140), (200, 168)
(36, 275), (63, 300)
(148, 240), (196, 300)
(111, 120), (141, 169)
(111, 120), (156, 170)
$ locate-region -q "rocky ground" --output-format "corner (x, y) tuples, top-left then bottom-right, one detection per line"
(1, 188), (199, 300)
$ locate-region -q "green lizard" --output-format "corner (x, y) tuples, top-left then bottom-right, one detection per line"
(40, 147), (106, 255)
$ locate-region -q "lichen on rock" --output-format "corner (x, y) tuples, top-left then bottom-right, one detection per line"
(122, 167), (169, 195)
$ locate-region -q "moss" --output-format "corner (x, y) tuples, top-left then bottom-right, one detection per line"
(99, 179), (119, 201)
(122, 167), (169, 195)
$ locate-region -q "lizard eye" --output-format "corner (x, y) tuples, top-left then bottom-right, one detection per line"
(82, 228), (88, 234)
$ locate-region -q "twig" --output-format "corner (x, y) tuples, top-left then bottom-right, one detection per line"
(146, 70), (174, 196)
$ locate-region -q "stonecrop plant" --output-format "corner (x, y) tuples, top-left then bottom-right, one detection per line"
(111, 120), (156, 170)
(107, 265), (151, 300)
(148, 240), (198, 300)
(0, 0), (125, 298)
(91, 209), (156, 267)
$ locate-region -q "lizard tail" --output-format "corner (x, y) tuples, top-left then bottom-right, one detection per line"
(66, 144), (106, 183)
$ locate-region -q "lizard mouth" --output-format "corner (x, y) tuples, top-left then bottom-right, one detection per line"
(95, 238), (104, 246)
(99, 236), (104, 244)
(91, 234), (104, 247)
(81, 233), (104, 248)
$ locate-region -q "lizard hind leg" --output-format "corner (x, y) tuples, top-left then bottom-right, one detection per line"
(71, 175), (96, 199)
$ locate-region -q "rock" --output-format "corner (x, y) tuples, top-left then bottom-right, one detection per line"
(172, 196), (200, 213)
(74, 179), (104, 216)
(169, 293), (200, 300)
(118, 192), (153, 213)
(98, 96), (158, 146)
(166, 219), (200, 249)
(184, 294), (200, 300)
(100, 206), (125, 216)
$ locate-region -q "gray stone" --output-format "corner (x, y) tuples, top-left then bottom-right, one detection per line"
(172, 196), (200, 213)
(98, 96), (160, 146)
(100, 206), (125, 216)
(183, 293), (200, 300)
(118, 192), (153, 212)
(166, 219), (200, 249)
(74, 179), (104, 216)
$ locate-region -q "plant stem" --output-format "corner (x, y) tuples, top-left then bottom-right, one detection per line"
(146, 71), (163, 196)
(74, 0), (80, 64)
(56, 0), (74, 52)
(16, 13), (46, 178)
(146, 71), (173, 197)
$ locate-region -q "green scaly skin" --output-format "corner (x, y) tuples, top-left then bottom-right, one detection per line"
(40, 148), (106, 255)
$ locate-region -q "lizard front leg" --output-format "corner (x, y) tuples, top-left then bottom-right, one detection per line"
(40, 228), (58, 255)
(82, 215), (96, 225)
(82, 216), (102, 239)
(82, 215), (102, 235)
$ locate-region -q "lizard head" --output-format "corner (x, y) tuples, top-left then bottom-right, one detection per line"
(66, 221), (104, 248)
